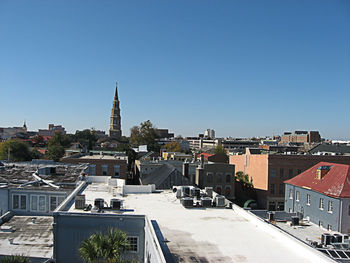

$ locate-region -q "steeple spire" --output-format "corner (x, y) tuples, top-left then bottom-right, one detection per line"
(109, 81), (122, 140)
(114, 81), (119, 100)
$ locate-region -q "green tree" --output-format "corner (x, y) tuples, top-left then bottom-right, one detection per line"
(214, 145), (226, 155)
(46, 145), (65, 162)
(75, 129), (98, 150)
(79, 228), (133, 263)
(164, 141), (181, 152)
(32, 135), (45, 147)
(0, 139), (32, 161)
(235, 171), (253, 187)
(0, 255), (31, 263)
(130, 120), (159, 152)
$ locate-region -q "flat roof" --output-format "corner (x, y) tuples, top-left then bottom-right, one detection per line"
(0, 216), (53, 259)
(78, 155), (127, 161)
(68, 183), (333, 263)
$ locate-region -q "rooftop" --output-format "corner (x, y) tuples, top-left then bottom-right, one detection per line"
(0, 162), (87, 190)
(77, 154), (128, 161)
(0, 215), (53, 259)
(285, 162), (350, 198)
(67, 182), (333, 263)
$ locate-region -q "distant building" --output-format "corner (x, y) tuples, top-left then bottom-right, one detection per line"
(38, 124), (66, 137)
(222, 139), (259, 153)
(285, 162), (350, 233)
(229, 149), (350, 210)
(0, 122), (27, 140)
(62, 152), (128, 179)
(204, 129), (215, 139)
(162, 152), (192, 161)
(281, 131), (321, 144)
(109, 82), (122, 140)
(195, 157), (235, 199)
(155, 129), (174, 139)
(308, 143), (350, 156)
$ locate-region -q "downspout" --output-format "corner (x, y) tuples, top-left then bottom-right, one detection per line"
(339, 198), (342, 233)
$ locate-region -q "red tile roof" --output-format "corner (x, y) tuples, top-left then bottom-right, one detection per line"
(197, 153), (214, 159)
(284, 162), (350, 198)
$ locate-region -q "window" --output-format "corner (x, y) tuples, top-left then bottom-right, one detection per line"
(128, 237), (138, 252)
(89, 165), (96, 176)
(306, 194), (310, 205)
(207, 173), (213, 183)
(296, 191), (300, 202)
(13, 194), (26, 210)
(319, 198), (324, 210)
(277, 202), (284, 211)
(348, 205), (350, 216)
(289, 189), (293, 199)
(271, 168), (276, 178)
(279, 184), (284, 195)
(102, 165), (108, 176)
(50, 196), (65, 211)
(113, 165), (120, 178)
(216, 173), (223, 183)
(216, 186), (222, 195)
(225, 186), (231, 197)
(289, 169), (293, 178)
(297, 169), (302, 175)
(270, 184), (275, 194)
(31, 195), (46, 212)
(328, 201), (333, 213)
(268, 202), (276, 211)
(280, 168), (284, 179)
(226, 173), (231, 183)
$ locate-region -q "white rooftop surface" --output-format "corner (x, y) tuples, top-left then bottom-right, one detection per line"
(0, 216), (53, 259)
(78, 155), (127, 160)
(70, 183), (334, 263)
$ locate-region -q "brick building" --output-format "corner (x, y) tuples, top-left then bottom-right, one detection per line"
(229, 149), (350, 210)
(280, 130), (321, 144)
(62, 153), (128, 179)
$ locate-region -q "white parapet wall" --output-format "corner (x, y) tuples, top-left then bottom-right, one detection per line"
(84, 176), (125, 187)
(122, 185), (156, 195)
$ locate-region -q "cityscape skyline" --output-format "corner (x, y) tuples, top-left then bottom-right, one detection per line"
(1, 1), (349, 139)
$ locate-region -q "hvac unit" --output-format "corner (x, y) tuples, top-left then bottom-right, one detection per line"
(110, 199), (122, 210)
(291, 216), (299, 226)
(267, 211), (275, 221)
(200, 197), (212, 207)
(75, 195), (86, 209)
(94, 198), (104, 209)
(172, 186), (182, 199)
(332, 234), (343, 243)
(321, 233), (332, 246)
(191, 188), (201, 199)
(182, 186), (191, 198)
(181, 197), (194, 208)
(205, 187), (213, 198)
(215, 195), (225, 207)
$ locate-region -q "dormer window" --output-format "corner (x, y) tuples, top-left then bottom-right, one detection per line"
(316, 165), (332, 180)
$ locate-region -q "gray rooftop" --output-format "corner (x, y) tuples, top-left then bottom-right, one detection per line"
(0, 216), (53, 259)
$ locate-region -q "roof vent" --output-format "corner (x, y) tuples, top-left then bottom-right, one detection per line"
(316, 166), (332, 180)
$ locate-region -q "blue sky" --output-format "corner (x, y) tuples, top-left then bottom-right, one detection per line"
(0, 0), (349, 139)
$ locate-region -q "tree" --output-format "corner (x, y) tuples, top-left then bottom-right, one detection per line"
(75, 129), (98, 150)
(32, 135), (45, 147)
(46, 145), (65, 162)
(164, 141), (181, 152)
(235, 171), (253, 187)
(214, 145), (226, 155)
(79, 228), (132, 263)
(129, 120), (159, 152)
(0, 139), (32, 161)
(0, 255), (31, 263)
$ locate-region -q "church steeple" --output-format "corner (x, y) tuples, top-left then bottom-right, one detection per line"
(109, 82), (122, 140)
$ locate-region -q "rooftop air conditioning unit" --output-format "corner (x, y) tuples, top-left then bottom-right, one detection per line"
(321, 233), (332, 246)
(110, 199), (122, 210)
(201, 197), (212, 207)
(332, 234), (343, 243)
(291, 216), (299, 226)
(191, 188), (201, 199)
(94, 198), (104, 209)
(181, 197), (193, 208)
(205, 187), (213, 198)
(182, 186), (190, 198)
(215, 195), (225, 207)
(75, 195), (86, 209)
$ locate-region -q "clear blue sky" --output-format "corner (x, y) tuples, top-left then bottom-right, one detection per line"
(1, 0), (349, 139)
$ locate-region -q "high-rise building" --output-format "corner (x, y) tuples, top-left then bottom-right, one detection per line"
(109, 82), (122, 140)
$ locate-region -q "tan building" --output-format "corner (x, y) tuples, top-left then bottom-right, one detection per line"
(280, 130), (321, 144)
(62, 153), (128, 179)
(162, 152), (192, 161)
(229, 149), (350, 210)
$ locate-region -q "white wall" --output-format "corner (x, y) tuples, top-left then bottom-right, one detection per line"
(122, 185), (156, 194)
